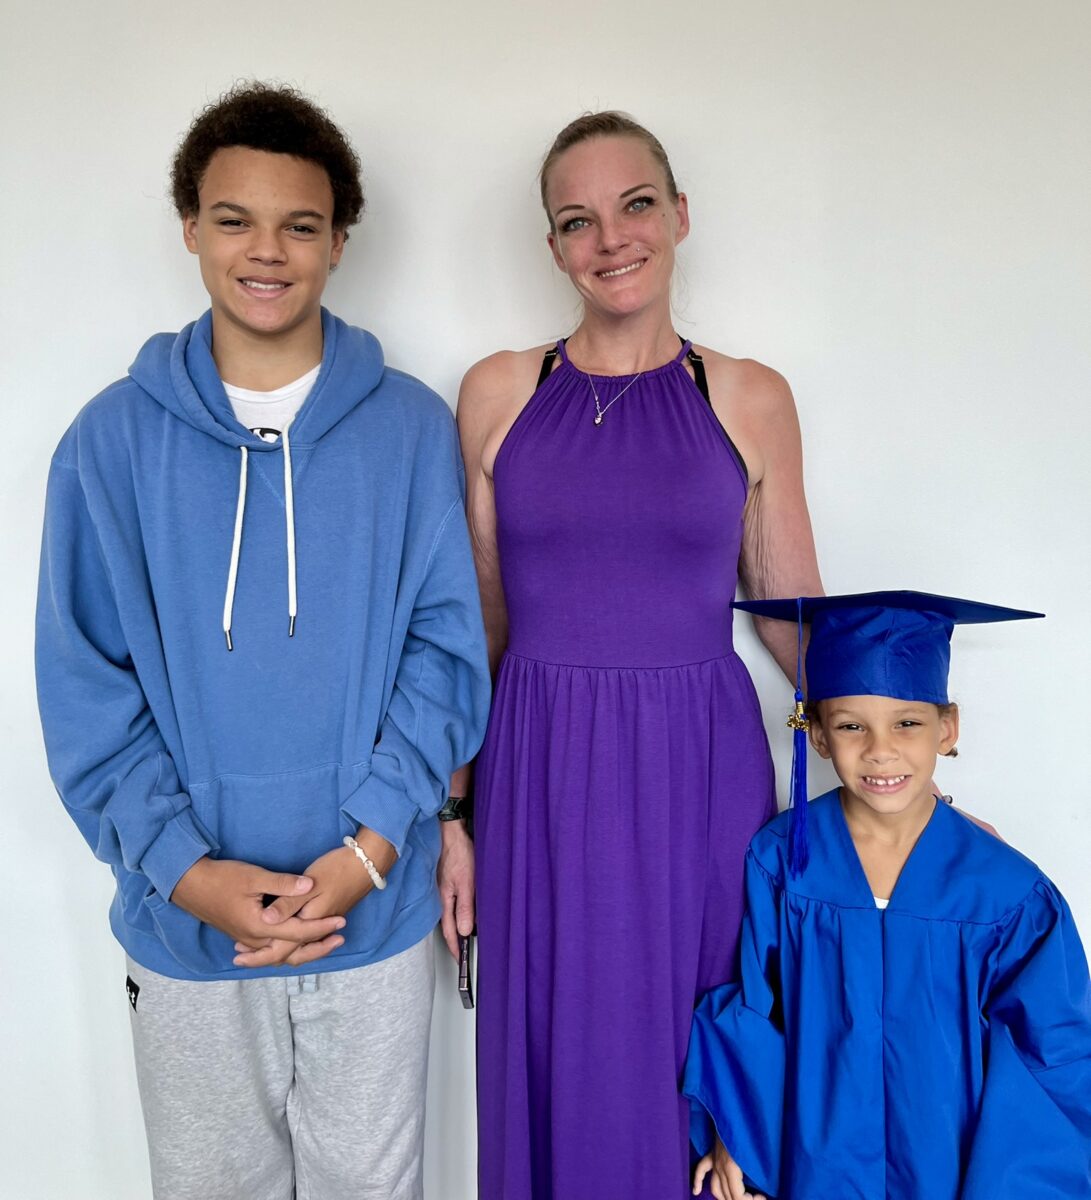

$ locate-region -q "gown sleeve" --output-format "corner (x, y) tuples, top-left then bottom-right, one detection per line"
(961, 878), (1091, 1199)
(683, 847), (785, 1199)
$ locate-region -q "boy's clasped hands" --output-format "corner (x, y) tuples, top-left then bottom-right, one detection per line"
(171, 826), (397, 968)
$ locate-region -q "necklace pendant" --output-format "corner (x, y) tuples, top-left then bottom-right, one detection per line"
(593, 413), (603, 426)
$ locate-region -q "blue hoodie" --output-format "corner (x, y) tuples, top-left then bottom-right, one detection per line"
(37, 309), (490, 981)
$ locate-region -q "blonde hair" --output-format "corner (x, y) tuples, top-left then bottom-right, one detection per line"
(539, 111), (679, 231)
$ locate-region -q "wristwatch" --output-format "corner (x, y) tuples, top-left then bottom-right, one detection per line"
(438, 794), (471, 823)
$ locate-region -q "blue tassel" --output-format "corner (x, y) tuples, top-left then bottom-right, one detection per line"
(787, 693), (810, 876)
(786, 595), (810, 876)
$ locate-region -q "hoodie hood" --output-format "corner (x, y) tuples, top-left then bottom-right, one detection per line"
(129, 307), (385, 450)
(128, 306), (387, 648)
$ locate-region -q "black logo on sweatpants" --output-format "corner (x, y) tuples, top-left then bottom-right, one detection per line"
(126, 975), (140, 1012)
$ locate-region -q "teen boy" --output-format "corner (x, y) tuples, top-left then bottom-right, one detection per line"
(36, 82), (490, 1200)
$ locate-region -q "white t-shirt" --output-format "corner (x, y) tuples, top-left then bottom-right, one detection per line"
(225, 364), (321, 443)
(874, 896), (890, 910)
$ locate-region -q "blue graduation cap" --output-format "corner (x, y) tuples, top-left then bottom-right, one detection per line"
(735, 591), (1044, 874)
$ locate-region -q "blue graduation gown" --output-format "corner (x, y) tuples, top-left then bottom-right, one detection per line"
(684, 790), (1091, 1199)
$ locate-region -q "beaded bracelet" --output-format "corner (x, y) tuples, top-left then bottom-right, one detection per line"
(343, 835), (387, 890)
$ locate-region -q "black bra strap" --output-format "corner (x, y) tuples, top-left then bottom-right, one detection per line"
(679, 338), (749, 485)
(536, 346), (561, 389)
(686, 346), (711, 404)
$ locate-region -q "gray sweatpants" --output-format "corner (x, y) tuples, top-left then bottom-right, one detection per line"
(126, 937), (435, 1200)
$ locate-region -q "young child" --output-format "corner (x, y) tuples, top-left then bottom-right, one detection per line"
(684, 592), (1091, 1200)
(36, 83), (489, 1198)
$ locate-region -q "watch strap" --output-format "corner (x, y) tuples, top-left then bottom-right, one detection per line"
(438, 794), (470, 822)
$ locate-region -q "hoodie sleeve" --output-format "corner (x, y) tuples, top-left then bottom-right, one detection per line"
(36, 458), (215, 899)
(340, 495), (491, 855)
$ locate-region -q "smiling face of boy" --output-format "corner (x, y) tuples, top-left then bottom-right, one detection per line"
(809, 695), (959, 821)
(182, 147), (345, 377)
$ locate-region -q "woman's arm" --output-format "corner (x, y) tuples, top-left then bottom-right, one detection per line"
(458, 354), (517, 676)
(439, 349), (544, 956)
(704, 355), (823, 684)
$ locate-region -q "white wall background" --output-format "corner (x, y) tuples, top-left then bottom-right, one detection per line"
(3, 1), (1088, 1195)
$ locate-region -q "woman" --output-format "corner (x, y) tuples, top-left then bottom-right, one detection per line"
(454, 112), (822, 1198)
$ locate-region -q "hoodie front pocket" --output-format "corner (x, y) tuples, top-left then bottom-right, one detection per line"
(183, 760), (436, 962)
(188, 761), (371, 874)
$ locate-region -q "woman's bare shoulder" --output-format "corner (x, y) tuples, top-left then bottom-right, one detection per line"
(459, 343), (558, 473)
(690, 346), (801, 485)
(691, 345), (795, 415)
(460, 344), (556, 411)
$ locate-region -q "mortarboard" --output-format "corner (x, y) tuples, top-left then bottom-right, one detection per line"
(735, 591), (1044, 874)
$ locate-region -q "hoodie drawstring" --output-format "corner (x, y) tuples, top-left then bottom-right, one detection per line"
(222, 429), (298, 651)
(223, 447), (248, 651)
(283, 421), (297, 638)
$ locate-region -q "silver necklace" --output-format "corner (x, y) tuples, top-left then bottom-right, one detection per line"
(586, 370), (644, 426)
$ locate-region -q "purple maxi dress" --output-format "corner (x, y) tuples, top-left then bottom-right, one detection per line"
(475, 340), (776, 1199)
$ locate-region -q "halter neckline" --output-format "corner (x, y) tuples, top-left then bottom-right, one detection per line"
(556, 337), (693, 379)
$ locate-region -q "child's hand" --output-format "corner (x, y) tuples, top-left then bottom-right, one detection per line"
(693, 1138), (767, 1200)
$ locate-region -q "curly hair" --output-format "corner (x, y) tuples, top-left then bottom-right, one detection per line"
(170, 81), (364, 233)
(539, 111), (679, 231)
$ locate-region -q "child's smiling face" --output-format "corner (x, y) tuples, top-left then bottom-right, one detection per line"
(809, 696), (959, 818)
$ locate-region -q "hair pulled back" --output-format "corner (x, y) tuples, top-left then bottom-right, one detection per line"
(539, 111), (679, 231)
(170, 80), (365, 233)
